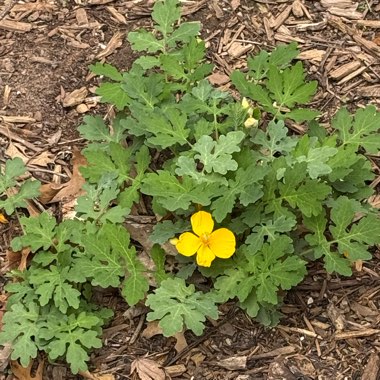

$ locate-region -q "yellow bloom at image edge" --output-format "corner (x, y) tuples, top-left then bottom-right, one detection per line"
(173, 211), (236, 267)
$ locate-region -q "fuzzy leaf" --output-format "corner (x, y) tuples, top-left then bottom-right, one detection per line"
(252, 120), (297, 160)
(211, 164), (267, 222)
(193, 131), (245, 175)
(29, 266), (81, 313)
(141, 171), (221, 211)
(96, 82), (130, 110)
(11, 212), (56, 252)
(40, 310), (102, 374)
(0, 302), (40, 367)
(332, 106), (380, 153)
(279, 163), (331, 217)
(146, 278), (218, 336)
(128, 30), (165, 53)
(90, 62), (123, 81)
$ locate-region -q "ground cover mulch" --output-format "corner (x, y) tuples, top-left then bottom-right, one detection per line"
(0, 0), (380, 379)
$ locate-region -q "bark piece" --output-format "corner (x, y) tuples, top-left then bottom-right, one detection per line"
(362, 353), (380, 380)
(0, 19), (31, 32)
(329, 61), (362, 80)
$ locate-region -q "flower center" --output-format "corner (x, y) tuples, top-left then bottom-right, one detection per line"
(200, 233), (210, 246)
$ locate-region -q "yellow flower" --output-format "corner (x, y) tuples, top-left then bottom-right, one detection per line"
(174, 211), (236, 267)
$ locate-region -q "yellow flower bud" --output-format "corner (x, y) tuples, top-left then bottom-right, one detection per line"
(241, 97), (250, 109)
(169, 238), (179, 245)
(244, 117), (258, 128)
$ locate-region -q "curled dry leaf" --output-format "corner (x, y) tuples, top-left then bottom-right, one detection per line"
(10, 359), (44, 380)
(49, 149), (87, 204)
(38, 183), (65, 205)
(131, 357), (166, 380)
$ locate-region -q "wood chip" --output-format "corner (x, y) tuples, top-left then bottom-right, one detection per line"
(62, 87), (88, 107)
(76, 8), (89, 26)
(356, 20), (380, 28)
(329, 61), (362, 79)
(327, 7), (363, 19)
(356, 84), (380, 97)
(328, 16), (380, 58)
(217, 356), (247, 370)
(296, 20), (327, 32)
(3, 85), (11, 107)
(321, 0), (353, 8)
(0, 115), (36, 123)
(337, 66), (367, 85)
(0, 19), (31, 32)
(271, 5), (292, 30)
(292, 0), (304, 17)
(227, 42), (251, 58)
(231, 0), (241, 10)
(106, 6), (127, 24)
(362, 353), (380, 380)
(211, 0), (224, 19)
(335, 329), (380, 340)
(165, 365), (186, 377)
(96, 31), (124, 59)
(298, 49), (326, 62)
(249, 346), (296, 360)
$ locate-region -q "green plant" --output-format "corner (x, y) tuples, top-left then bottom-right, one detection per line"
(0, 158), (40, 215)
(1, 0), (380, 374)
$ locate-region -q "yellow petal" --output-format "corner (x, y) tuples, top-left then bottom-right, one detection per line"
(244, 117), (258, 128)
(241, 97), (250, 109)
(196, 244), (215, 267)
(0, 213), (8, 224)
(191, 211), (214, 236)
(209, 228), (236, 259)
(176, 232), (201, 257)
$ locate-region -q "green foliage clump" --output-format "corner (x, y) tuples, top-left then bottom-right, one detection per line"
(1, 0), (379, 374)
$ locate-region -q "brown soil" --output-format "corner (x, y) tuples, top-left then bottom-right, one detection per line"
(1, 0), (380, 379)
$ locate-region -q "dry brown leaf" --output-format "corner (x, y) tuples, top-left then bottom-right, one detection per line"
(131, 358), (165, 380)
(174, 331), (188, 353)
(28, 151), (54, 167)
(62, 87), (88, 108)
(49, 149), (87, 204)
(208, 72), (230, 85)
(10, 360), (44, 380)
(4, 247), (33, 272)
(5, 142), (28, 163)
(0, 343), (12, 372)
(142, 321), (187, 353)
(38, 183), (65, 204)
